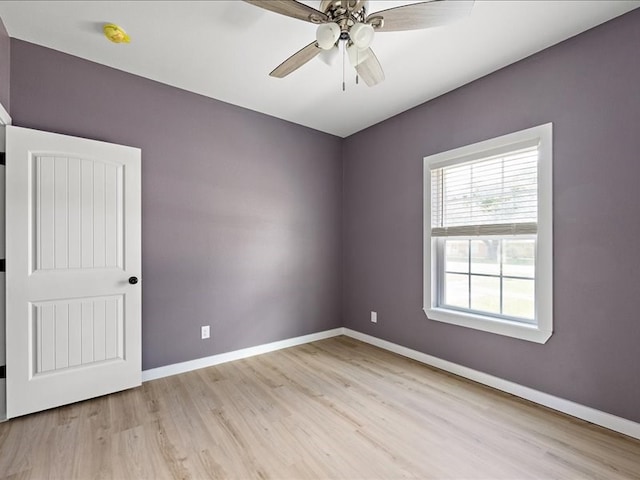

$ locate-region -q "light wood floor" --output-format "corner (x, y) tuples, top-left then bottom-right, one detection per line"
(1, 336), (639, 479)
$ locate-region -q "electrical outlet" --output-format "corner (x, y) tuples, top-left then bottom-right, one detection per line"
(201, 325), (210, 339)
(371, 311), (378, 323)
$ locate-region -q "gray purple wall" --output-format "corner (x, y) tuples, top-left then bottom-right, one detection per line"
(5, 7), (640, 424)
(343, 8), (640, 423)
(9, 39), (343, 370)
(0, 17), (9, 112)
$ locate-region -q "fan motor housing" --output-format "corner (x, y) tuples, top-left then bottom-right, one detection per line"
(320, 0), (368, 21)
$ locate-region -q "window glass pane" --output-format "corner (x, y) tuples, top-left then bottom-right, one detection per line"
(503, 239), (535, 278)
(470, 276), (500, 314)
(470, 239), (500, 275)
(503, 278), (535, 320)
(444, 273), (469, 309)
(445, 240), (469, 273)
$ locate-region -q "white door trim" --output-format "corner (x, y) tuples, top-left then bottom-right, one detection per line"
(0, 102), (10, 127)
(0, 101), (11, 420)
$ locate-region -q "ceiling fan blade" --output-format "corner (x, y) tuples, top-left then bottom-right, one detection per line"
(243, 0), (329, 24)
(270, 41), (322, 78)
(366, 0), (474, 32)
(354, 48), (385, 87)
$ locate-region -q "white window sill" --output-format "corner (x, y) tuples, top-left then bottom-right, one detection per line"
(423, 307), (552, 344)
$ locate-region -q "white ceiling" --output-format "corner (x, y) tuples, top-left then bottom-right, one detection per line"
(0, 1), (638, 137)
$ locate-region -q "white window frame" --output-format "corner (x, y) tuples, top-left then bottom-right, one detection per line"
(423, 124), (553, 343)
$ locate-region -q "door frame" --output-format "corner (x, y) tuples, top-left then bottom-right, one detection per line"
(0, 101), (12, 421)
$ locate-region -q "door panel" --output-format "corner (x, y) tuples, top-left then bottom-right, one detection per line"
(34, 155), (124, 272)
(6, 125), (141, 418)
(32, 295), (124, 374)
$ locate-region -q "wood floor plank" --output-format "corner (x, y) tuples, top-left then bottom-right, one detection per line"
(1, 336), (639, 479)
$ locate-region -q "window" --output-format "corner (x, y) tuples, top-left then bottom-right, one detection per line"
(423, 124), (552, 343)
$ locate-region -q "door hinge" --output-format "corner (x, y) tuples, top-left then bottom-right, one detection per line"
(0, 259), (4, 272)
(0, 152), (5, 165)
(0, 365), (5, 379)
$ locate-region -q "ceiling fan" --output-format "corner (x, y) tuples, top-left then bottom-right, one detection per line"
(243, 0), (475, 87)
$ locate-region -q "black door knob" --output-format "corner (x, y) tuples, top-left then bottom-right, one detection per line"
(129, 276), (139, 285)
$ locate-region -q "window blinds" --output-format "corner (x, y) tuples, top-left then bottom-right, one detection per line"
(431, 146), (538, 237)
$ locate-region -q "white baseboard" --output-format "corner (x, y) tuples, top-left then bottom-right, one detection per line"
(141, 326), (640, 440)
(342, 328), (640, 440)
(142, 328), (344, 382)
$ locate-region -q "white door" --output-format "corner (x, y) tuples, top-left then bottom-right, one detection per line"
(5, 126), (141, 418)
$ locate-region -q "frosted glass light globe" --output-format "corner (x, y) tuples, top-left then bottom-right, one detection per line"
(316, 23), (341, 50)
(347, 43), (372, 67)
(350, 22), (374, 50)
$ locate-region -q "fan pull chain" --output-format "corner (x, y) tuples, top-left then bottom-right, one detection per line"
(342, 41), (346, 92)
(355, 48), (359, 85)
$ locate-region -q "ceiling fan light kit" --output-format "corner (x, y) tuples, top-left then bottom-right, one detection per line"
(244, 0), (474, 87)
(349, 22), (374, 49)
(347, 42), (371, 67)
(316, 22), (341, 50)
(319, 46), (340, 66)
